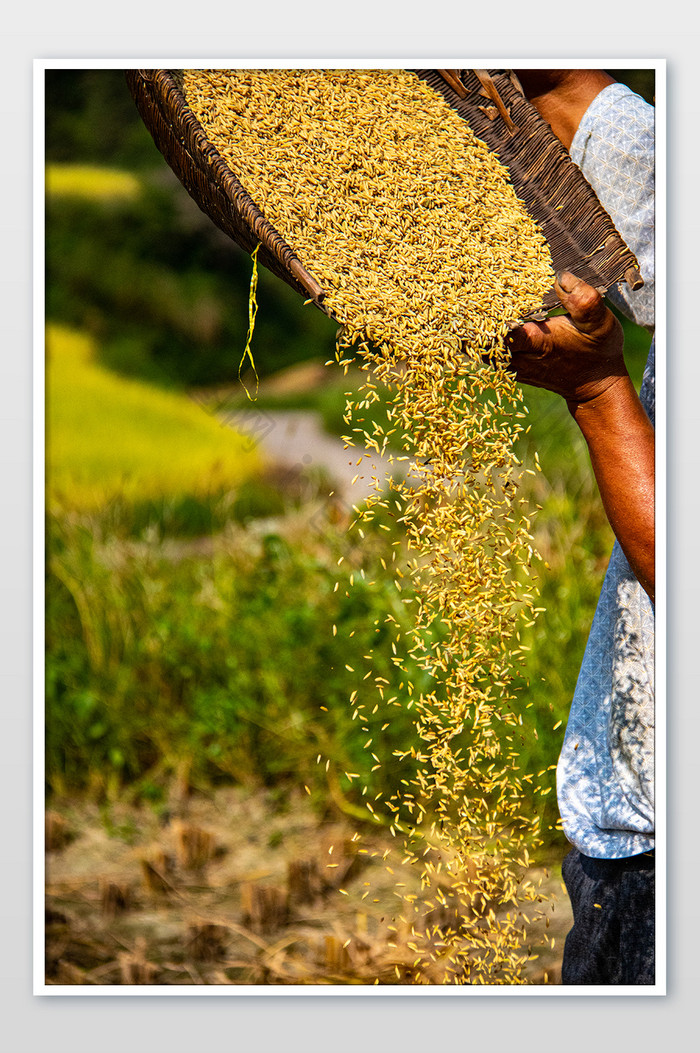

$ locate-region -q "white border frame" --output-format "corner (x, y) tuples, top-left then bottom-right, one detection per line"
(34, 58), (667, 996)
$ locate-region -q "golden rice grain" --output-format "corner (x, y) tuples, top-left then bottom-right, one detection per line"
(181, 68), (555, 985)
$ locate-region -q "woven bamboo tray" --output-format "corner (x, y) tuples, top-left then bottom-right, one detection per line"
(126, 68), (643, 321)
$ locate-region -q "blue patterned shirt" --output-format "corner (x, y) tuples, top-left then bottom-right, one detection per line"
(556, 83), (656, 858)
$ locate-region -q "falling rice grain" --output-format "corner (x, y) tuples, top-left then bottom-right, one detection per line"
(182, 67), (555, 986)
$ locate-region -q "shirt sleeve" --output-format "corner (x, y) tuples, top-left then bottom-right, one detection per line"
(569, 82), (655, 331)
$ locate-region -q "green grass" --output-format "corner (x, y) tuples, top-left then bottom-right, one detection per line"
(46, 324), (261, 511)
(45, 506), (428, 807)
(44, 356), (622, 854)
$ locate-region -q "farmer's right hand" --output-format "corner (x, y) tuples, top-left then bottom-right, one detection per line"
(507, 271), (627, 413)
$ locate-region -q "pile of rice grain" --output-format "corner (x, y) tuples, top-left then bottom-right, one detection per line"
(181, 68), (556, 985)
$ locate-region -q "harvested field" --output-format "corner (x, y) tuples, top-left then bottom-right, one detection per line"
(45, 788), (570, 986)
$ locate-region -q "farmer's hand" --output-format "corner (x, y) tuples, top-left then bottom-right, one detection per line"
(507, 271), (627, 413)
(510, 270), (655, 604)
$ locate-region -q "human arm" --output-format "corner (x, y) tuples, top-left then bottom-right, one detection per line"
(508, 271), (655, 604)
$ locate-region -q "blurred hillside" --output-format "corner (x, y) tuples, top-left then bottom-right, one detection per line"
(46, 70), (339, 391)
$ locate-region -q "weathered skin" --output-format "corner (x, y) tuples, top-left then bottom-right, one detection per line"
(508, 271), (655, 603)
(507, 69), (655, 604)
(513, 69), (616, 150)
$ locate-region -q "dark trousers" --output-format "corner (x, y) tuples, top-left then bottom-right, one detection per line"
(561, 847), (655, 985)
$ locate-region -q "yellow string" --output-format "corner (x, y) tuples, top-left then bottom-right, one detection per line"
(239, 243), (260, 400)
